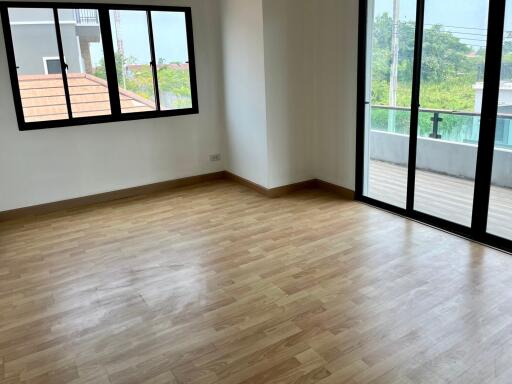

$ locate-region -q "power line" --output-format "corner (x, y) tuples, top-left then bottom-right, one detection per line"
(424, 23), (487, 31)
(441, 31), (487, 37)
(455, 38), (488, 42)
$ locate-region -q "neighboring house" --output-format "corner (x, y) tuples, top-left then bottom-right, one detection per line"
(9, 8), (100, 75)
(9, 8), (154, 121)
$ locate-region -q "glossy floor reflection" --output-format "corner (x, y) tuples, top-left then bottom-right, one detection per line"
(1, 180), (511, 383)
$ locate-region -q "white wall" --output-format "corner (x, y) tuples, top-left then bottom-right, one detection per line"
(1, 0), (362, 212)
(0, 0), (226, 211)
(313, 0), (359, 191)
(262, 0), (315, 188)
(220, 0), (327, 189)
(220, 0), (360, 190)
(221, 0), (269, 187)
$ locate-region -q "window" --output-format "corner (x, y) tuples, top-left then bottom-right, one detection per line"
(110, 9), (156, 114)
(151, 11), (193, 110)
(59, 8), (111, 118)
(1, 3), (198, 130)
(43, 58), (61, 74)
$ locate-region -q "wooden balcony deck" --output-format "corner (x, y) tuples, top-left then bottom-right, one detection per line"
(367, 160), (512, 240)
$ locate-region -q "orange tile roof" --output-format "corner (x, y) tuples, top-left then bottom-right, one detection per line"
(19, 73), (155, 122)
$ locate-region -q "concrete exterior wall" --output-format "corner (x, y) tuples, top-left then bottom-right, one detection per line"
(370, 130), (512, 188)
(61, 24), (82, 72)
(10, 23), (82, 74)
(8, 8), (74, 23)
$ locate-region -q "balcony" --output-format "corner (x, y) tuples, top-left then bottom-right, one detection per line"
(74, 9), (99, 25)
(73, 9), (100, 43)
(365, 106), (512, 239)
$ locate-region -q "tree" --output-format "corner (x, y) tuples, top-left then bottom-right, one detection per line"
(371, 13), (480, 110)
(370, 13), (484, 138)
(93, 52), (135, 86)
(372, 13), (475, 86)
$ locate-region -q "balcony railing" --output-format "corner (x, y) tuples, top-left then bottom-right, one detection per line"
(74, 9), (99, 25)
(370, 105), (512, 150)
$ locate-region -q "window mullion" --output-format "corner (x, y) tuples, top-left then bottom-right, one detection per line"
(52, 8), (73, 119)
(146, 10), (161, 111)
(1, 7), (25, 127)
(185, 9), (199, 112)
(99, 9), (121, 117)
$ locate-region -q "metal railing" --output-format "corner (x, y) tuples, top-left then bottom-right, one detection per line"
(370, 105), (512, 149)
(74, 9), (99, 25)
(477, 62), (512, 82)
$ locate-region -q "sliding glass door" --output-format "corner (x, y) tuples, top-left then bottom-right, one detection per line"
(362, 0), (417, 208)
(413, 0), (489, 226)
(358, 0), (512, 253)
(487, 0), (512, 242)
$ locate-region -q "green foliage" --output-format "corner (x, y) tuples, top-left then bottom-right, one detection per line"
(94, 53), (192, 109)
(371, 13), (415, 83)
(372, 13), (481, 85)
(158, 67), (192, 98)
(369, 12), (487, 142)
(93, 52), (133, 84)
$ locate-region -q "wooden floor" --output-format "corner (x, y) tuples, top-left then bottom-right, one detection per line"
(1, 180), (512, 384)
(368, 160), (512, 239)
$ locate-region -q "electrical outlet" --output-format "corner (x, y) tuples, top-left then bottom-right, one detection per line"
(209, 154), (221, 162)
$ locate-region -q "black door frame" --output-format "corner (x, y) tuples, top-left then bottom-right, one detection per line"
(356, 0), (512, 254)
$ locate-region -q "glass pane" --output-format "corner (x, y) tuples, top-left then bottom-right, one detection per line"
(151, 11), (192, 110)
(8, 8), (68, 122)
(363, 0), (417, 208)
(414, 0), (489, 226)
(59, 9), (111, 118)
(109, 10), (156, 113)
(487, 1), (512, 240)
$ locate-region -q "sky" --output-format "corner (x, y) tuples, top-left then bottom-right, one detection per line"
(373, 0), (495, 49)
(110, 10), (189, 64)
(91, 10), (189, 67)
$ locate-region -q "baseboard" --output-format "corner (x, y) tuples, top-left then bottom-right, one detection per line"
(315, 179), (355, 200)
(0, 171), (355, 221)
(224, 172), (318, 198)
(0, 171), (225, 221)
(224, 172), (270, 196)
(224, 171), (355, 200)
(267, 179), (318, 198)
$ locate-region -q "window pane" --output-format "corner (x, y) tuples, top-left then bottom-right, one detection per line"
(151, 11), (192, 110)
(58, 9), (111, 118)
(362, 0), (417, 208)
(8, 8), (68, 122)
(109, 10), (156, 113)
(45, 59), (62, 74)
(413, 0), (489, 226)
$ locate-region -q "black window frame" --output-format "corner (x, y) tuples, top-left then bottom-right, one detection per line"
(0, 2), (199, 131)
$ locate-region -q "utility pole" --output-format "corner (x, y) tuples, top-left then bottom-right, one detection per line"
(389, 0), (400, 132)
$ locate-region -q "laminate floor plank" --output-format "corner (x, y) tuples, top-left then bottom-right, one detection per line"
(1, 180), (511, 383)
